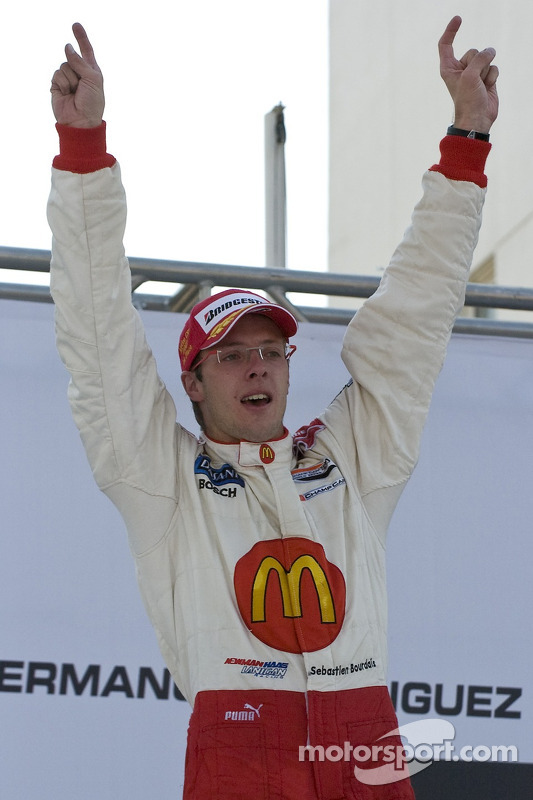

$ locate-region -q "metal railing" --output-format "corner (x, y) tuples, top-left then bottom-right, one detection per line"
(2, 245), (533, 338)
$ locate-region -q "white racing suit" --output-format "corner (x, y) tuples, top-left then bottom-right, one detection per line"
(48, 124), (490, 799)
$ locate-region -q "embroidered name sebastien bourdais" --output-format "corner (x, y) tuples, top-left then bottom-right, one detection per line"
(308, 657), (377, 677)
(194, 455), (245, 498)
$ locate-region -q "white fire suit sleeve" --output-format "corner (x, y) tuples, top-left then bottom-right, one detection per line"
(321, 169), (486, 536)
(48, 163), (180, 553)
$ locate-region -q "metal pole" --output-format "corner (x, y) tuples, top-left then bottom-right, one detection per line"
(264, 104), (287, 268)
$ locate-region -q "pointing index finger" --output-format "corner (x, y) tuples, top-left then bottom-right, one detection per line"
(71, 22), (98, 68)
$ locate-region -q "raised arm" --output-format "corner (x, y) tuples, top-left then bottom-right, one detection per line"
(324, 18), (499, 537)
(51, 23), (104, 129)
(49, 25), (181, 556)
(439, 15), (499, 134)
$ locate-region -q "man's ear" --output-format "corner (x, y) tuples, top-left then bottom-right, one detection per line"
(181, 371), (204, 402)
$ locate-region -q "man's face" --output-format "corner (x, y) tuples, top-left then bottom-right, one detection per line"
(182, 314), (291, 444)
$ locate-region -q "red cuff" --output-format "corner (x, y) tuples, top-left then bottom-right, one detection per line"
(429, 135), (491, 189)
(52, 121), (116, 173)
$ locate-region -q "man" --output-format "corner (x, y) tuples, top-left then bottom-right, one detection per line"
(49, 17), (498, 799)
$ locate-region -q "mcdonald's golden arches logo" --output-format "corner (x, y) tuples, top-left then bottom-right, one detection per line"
(259, 444), (275, 464)
(234, 538), (346, 653)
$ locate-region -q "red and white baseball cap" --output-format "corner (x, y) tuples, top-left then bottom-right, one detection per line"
(178, 289), (298, 371)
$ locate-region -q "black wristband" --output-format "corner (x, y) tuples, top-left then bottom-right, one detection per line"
(447, 125), (490, 142)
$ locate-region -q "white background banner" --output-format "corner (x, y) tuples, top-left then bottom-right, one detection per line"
(1, 299), (531, 799)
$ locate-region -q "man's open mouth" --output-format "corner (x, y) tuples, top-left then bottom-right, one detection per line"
(242, 393), (271, 405)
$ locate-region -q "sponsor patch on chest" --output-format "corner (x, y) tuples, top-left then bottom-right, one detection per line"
(194, 455), (244, 498)
(291, 458), (346, 501)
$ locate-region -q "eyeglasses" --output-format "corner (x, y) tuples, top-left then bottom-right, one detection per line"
(193, 343), (297, 369)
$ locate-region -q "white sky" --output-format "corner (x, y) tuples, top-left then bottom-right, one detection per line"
(0, 1), (328, 296)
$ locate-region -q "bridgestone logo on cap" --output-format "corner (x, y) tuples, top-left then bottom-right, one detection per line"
(196, 293), (267, 333)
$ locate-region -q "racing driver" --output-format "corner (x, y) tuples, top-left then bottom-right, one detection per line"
(48, 17), (498, 799)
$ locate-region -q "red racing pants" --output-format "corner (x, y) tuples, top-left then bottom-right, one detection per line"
(183, 686), (415, 799)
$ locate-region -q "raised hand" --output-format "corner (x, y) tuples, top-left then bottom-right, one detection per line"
(439, 16), (499, 133)
(50, 23), (105, 128)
